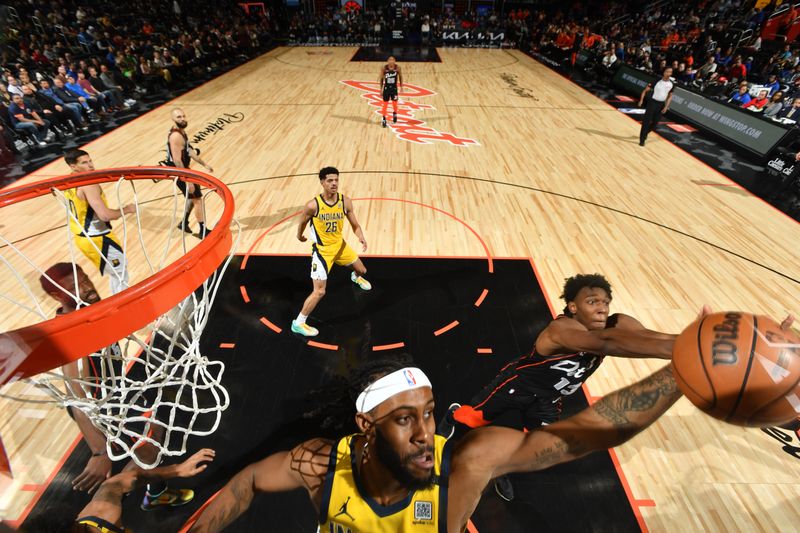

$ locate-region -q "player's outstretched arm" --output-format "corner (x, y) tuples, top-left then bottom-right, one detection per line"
(189, 439), (331, 533)
(456, 365), (680, 482)
(75, 449), (215, 529)
(539, 318), (676, 359)
(136, 447), (215, 484)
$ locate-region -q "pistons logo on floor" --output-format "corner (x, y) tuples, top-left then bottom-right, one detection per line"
(341, 80), (480, 147)
(762, 418), (800, 461)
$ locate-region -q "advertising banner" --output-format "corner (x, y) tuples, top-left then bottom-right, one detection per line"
(612, 64), (790, 156)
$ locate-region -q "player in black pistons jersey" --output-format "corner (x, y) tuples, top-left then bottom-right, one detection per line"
(379, 56), (403, 128)
(439, 273), (680, 502)
(163, 108), (215, 238)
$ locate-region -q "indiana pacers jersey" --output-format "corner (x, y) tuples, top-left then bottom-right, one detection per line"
(310, 193), (347, 248)
(63, 186), (128, 293)
(320, 434), (453, 533)
(64, 186), (111, 237)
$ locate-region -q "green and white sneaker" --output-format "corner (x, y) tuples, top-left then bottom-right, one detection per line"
(351, 272), (372, 291)
(291, 320), (319, 337)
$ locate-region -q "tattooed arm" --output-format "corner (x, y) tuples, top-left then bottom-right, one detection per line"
(189, 439), (332, 533)
(505, 364), (680, 474)
(453, 365), (680, 484)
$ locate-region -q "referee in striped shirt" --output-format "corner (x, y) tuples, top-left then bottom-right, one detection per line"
(638, 67), (674, 146)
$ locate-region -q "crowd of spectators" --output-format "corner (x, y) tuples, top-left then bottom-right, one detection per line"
(285, 5), (519, 47)
(534, 1), (800, 124)
(282, 1), (799, 123)
(1, 0), (272, 157)
(3, 0), (798, 160)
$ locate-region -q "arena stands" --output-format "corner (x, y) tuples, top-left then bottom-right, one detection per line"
(1, 0), (274, 183)
(3, 0), (799, 209)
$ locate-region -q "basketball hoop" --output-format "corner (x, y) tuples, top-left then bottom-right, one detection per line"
(0, 167), (239, 468)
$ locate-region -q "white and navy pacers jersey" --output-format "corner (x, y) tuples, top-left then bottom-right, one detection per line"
(383, 67), (398, 91)
(513, 314), (616, 399)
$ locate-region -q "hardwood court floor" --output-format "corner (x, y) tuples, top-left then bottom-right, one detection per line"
(1, 47), (800, 531)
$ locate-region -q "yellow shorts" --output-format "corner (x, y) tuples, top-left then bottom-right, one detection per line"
(74, 232), (126, 277)
(310, 241), (358, 281)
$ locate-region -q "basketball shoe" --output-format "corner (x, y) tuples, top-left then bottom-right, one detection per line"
(141, 487), (194, 510)
(351, 272), (372, 290)
(291, 320), (319, 337)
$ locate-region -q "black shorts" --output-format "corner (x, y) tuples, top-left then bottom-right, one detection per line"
(176, 177), (202, 199)
(456, 363), (561, 430)
(160, 160), (202, 199)
(382, 88), (398, 102)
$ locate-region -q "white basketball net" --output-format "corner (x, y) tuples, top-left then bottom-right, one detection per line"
(0, 173), (239, 468)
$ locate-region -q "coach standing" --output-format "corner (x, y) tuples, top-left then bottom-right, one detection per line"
(638, 67), (674, 146)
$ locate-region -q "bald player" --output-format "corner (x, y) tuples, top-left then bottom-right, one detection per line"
(164, 108), (214, 238)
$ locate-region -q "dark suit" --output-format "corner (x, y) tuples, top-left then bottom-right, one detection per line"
(88, 75), (124, 107)
(53, 85), (101, 114)
(52, 85), (83, 105)
(27, 92), (74, 130)
(777, 105), (800, 121)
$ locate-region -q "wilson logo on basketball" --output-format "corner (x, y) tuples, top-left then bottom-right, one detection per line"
(711, 312), (741, 365)
(340, 80), (480, 147)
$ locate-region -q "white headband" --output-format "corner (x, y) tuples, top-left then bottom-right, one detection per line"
(356, 367), (432, 413)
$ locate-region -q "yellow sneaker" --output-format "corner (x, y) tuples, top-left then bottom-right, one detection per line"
(141, 487), (194, 510)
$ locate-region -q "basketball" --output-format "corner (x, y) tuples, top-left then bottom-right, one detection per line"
(672, 312), (800, 427)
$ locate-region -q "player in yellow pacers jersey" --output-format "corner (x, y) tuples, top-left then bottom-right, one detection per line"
(64, 149), (135, 295)
(292, 166), (372, 337)
(190, 347), (685, 533)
